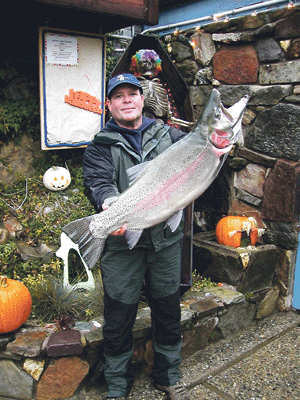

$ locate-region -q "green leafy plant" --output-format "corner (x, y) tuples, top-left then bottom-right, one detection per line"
(0, 152), (104, 324)
(191, 271), (217, 292)
(0, 151), (95, 281)
(105, 31), (129, 79)
(24, 271), (104, 323)
(0, 99), (40, 143)
(0, 240), (18, 266)
(24, 275), (88, 322)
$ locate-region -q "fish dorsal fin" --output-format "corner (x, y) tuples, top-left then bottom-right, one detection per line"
(165, 210), (183, 232)
(127, 162), (150, 185)
(125, 229), (143, 249)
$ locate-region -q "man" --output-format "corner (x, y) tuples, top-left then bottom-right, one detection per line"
(83, 73), (191, 400)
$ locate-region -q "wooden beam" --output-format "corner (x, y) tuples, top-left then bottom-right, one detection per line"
(35, 0), (159, 24)
(145, 0), (159, 25)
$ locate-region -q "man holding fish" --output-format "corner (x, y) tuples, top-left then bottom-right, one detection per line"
(82, 73), (191, 400)
(63, 72), (248, 399)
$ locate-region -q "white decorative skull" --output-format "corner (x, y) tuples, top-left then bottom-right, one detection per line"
(43, 166), (71, 191)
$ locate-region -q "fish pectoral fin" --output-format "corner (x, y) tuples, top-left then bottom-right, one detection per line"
(103, 196), (119, 207)
(127, 162), (150, 185)
(165, 210), (183, 232)
(125, 229), (143, 249)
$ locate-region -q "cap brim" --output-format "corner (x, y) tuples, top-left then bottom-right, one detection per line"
(107, 82), (143, 98)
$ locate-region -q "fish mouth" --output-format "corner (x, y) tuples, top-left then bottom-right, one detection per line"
(210, 129), (233, 149)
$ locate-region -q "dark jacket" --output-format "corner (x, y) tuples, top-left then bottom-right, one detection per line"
(82, 117), (186, 251)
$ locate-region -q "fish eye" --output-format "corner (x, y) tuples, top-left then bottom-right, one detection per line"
(214, 110), (221, 119)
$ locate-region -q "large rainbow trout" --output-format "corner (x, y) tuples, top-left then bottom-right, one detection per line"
(62, 89), (248, 270)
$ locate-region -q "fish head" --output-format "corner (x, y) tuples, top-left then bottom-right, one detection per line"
(201, 89), (249, 150)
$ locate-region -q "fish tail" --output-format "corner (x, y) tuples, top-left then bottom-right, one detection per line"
(62, 215), (106, 270)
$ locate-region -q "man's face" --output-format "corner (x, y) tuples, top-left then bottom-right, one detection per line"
(107, 84), (144, 129)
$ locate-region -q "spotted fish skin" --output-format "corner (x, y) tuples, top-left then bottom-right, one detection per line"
(62, 89), (248, 270)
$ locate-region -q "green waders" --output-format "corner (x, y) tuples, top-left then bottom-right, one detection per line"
(101, 236), (182, 398)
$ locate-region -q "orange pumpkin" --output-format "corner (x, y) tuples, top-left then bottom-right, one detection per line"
(0, 276), (32, 333)
(216, 216), (258, 248)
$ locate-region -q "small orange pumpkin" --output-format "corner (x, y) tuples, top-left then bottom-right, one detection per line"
(0, 276), (32, 333)
(216, 216), (258, 248)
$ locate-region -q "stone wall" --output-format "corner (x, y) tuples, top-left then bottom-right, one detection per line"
(162, 4), (300, 311)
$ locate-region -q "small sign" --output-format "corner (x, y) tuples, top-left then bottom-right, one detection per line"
(45, 33), (78, 66)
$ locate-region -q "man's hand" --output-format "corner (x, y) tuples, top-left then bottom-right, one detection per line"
(102, 202), (127, 236)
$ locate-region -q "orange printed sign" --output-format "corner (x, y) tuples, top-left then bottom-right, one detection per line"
(65, 89), (103, 114)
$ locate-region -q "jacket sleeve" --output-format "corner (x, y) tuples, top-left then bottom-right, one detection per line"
(169, 126), (187, 143)
(82, 141), (118, 213)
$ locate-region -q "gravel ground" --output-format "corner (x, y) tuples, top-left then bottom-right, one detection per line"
(72, 310), (300, 400)
(203, 328), (300, 400)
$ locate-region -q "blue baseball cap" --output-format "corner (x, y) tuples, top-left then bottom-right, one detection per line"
(107, 73), (143, 98)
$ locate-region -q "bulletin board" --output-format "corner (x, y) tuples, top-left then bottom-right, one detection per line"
(39, 27), (106, 149)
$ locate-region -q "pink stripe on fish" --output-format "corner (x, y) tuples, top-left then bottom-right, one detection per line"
(134, 148), (209, 213)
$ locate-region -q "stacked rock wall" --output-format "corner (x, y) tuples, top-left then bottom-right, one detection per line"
(162, 4), (300, 310)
